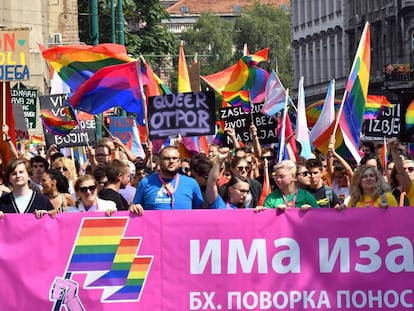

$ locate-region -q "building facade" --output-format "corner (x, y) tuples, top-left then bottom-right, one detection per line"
(292, 0), (414, 104)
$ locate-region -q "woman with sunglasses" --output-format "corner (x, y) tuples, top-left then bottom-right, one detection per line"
(256, 160), (318, 212)
(52, 157), (78, 198)
(207, 148), (251, 209)
(67, 175), (116, 216)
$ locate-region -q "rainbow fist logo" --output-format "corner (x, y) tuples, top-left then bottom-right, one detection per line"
(50, 217), (153, 309)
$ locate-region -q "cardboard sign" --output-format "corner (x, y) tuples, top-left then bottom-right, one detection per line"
(148, 91), (215, 139)
(219, 103), (278, 146)
(39, 94), (96, 148)
(10, 85), (37, 129)
(0, 28), (30, 81)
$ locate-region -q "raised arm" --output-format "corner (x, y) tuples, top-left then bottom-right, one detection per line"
(206, 147), (230, 205)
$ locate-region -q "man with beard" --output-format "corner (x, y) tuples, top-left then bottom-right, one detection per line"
(98, 159), (130, 211)
(130, 146), (203, 213)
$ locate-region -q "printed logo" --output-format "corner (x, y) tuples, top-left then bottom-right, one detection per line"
(50, 217), (153, 310)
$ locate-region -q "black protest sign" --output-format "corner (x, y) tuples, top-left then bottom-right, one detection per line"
(39, 94), (96, 148)
(219, 103), (278, 146)
(10, 86), (37, 129)
(364, 104), (401, 139)
(148, 91), (215, 139)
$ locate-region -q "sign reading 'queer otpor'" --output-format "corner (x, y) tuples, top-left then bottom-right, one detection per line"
(148, 91), (215, 139)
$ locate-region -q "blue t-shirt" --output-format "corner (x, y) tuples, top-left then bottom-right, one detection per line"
(132, 173), (204, 210)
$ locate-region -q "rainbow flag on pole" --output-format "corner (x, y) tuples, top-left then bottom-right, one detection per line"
(40, 43), (134, 91)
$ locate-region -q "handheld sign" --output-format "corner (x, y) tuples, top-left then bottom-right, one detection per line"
(148, 91), (215, 140)
(39, 94), (96, 148)
(11, 85), (37, 129)
(219, 103), (278, 146)
(0, 28), (30, 81)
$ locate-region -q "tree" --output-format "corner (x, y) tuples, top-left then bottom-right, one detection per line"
(77, 0), (175, 70)
(181, 13), (235, 76)
(233, 4), (292, 89)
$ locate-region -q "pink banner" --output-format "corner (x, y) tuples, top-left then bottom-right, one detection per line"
(0, 208), (414, 310)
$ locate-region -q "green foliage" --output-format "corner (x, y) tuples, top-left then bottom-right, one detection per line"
(77, 0), (175, 71)
(233, 3), (292, 89)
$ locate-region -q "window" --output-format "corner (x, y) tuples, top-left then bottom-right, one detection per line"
(233, 5), (242, 15)
(181, 6), (189, 14)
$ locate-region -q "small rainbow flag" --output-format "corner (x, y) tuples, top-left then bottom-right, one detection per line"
(364, 95), (392, 120)
(66, 218), (153, 301)
(41, 106), (79, 136)
(222, 90), (251, 112)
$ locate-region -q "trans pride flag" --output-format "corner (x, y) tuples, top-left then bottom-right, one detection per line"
(40, 43), (134, 91)
(68, 61), (149, 124)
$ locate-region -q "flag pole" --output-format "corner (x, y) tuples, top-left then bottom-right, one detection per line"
(278, 89), (289, 161)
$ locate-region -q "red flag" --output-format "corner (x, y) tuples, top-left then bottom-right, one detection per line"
(0, 82), (16, 166)
(258, 160), (271, 205)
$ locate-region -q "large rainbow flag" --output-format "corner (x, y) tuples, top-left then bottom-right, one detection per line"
(68, 61), (149, 123)
(201, 48), (269, 104)
(40, 43), (134, 91)
(64, 218), (152, 302)
(313, 22), (370, 162)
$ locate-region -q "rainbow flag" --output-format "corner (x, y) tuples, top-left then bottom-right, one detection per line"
(41, 105), (79, 136)
(378, 137), (388, 170)
(65, 218), (152, 301)
(201, 48), (269, 104)
(336, 22), (371, 162)
(222, 90), (251, 112)
(68, 61), (149, 123)
(40, 43), (134, 91)
(406, 99), (414, 131)
(306, 98), (341, 127)
(364, 95), (392, 120)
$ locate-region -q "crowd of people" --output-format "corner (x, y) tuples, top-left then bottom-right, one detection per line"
(0, 123), (412, 219)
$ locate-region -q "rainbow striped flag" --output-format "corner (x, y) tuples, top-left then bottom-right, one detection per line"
(65, 218), (152, 301)
(178, 41), (191, 93)
(41, 105), (79, 136)
(68, 61), (149, 123)
(40, 43), (134, 91)
(222, 90), (251, 112)
(364, 95), (392, 120)
(336, 22), (371, 162)
(201, 48), (269, 103)
(378, 137), (388, 170)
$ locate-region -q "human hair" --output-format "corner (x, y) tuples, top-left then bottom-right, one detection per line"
(274, 159), (297, 176)
(349, 165), (391, 206)
(95, 144), (111, 154)
(30, 155), (49, 170)
(97, 137), (115, 152)
(223, 174), (249, 202)
(306, 158), (323, 171)
(45, 169), (70, 193)
(361, 141), (375, 154)
(360, 153), (381, 170)
(105, 159), (129, 183)
(74, 174), (97, 193)
(190, 154), (212, 179)
(5, 158), (30, 183)
(52, 157), (77, 181)
(93, 164), (107, 182)
(159, 146), (179, 159)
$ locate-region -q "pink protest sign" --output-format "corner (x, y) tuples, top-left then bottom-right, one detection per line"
(0, 208), (413, 310)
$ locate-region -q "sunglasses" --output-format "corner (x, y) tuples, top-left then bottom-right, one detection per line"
(296, 171), (309, 177)
(79, 185), (97, 193)
(403, 167), (414, 173)
(56, 166), (68, 172)
(236, 166), (249, 171)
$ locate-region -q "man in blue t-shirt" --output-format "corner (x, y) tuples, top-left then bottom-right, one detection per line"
(129, 146), (204, 213)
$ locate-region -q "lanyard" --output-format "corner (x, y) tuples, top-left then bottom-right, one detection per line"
(158, 174), (180, 209)
(282, 189), (298, 208)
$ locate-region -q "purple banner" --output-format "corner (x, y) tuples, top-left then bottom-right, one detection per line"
(0, 208), (413, 310)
